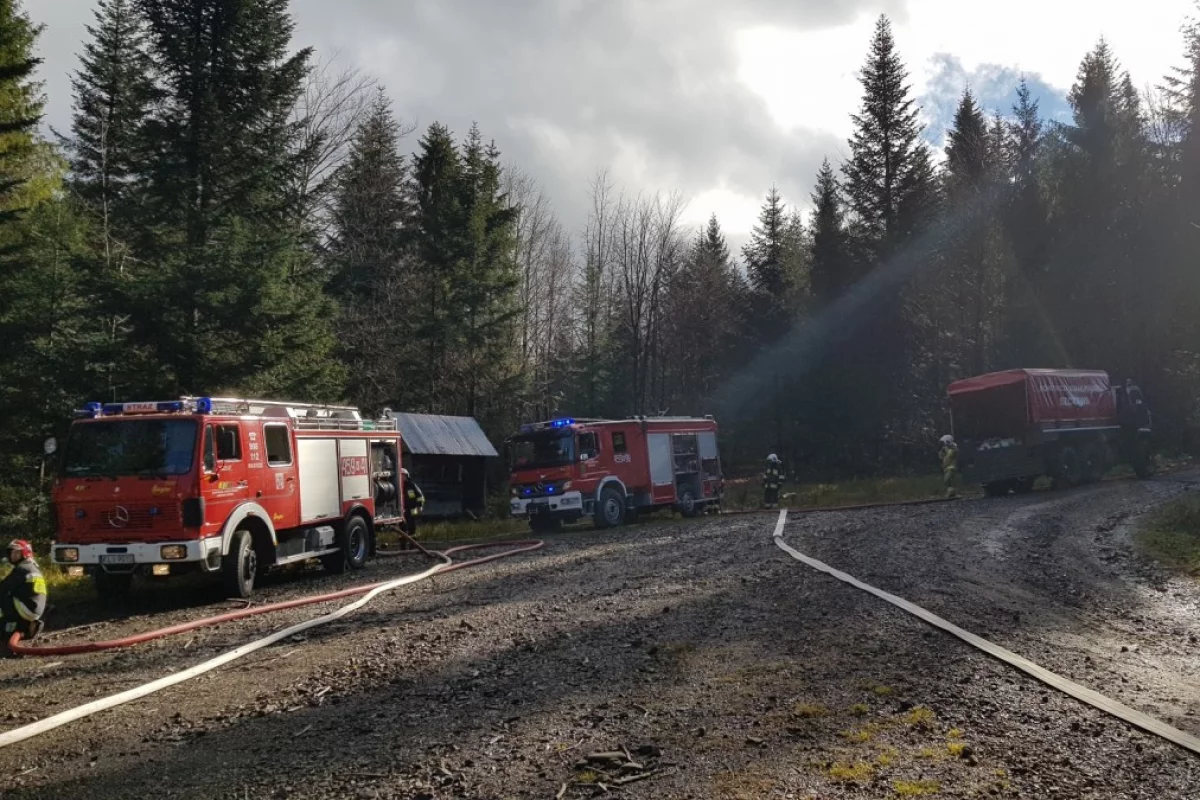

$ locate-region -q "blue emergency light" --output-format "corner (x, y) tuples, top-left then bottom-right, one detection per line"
(194, 396), (213, 413)
(549, 418), (575, 428)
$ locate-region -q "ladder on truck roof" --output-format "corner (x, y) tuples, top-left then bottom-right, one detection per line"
(181, 396), (398, 432)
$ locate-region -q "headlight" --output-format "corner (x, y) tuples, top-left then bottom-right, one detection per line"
(160, 544), (187, 560)
(56, 547), (79, 563)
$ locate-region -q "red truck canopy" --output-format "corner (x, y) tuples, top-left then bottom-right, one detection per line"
(947, 369), (1116, 439)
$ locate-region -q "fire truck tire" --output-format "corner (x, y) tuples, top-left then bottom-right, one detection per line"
(1014, 476), (1036, 494)
(1052, 446), (1082, 490)
(676, 487), (699, 517)
(222, 529), (257, 599)
(322, 516), (370, 573)
(93, 571), (132, 604)
(594, 487), (626, 529)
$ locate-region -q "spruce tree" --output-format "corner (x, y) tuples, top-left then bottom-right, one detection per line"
(842, 14), (931, 260)
(67, 0), (155, 233)
(808, 158), (851, 304)
(456, 124), (520, 425)
(741, 185), (789, 340)
(0, 0), (41, 227)
(328, 90), (415, 410)
(128, 0), (343, 398)
(741, 185), (787, 296)
(412, 121), (465, 409)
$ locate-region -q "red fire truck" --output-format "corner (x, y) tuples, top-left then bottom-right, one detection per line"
(507, 416), (724, 531)
(49, 396), (407, 599)
(947, 369), (1153, 495)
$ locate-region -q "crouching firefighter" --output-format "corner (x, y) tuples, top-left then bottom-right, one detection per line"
(401, 468), (426, 547)
(939, 435), (960, 498)
(763, 454), (782, 509)
(1, 540), (45, 648)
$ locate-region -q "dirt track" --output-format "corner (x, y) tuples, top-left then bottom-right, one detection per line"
(1, 474), (1200, 799)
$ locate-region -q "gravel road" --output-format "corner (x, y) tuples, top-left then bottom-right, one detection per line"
(1, 473), (1199, 799)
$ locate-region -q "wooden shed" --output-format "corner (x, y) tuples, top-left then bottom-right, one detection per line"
(391, 413), (498, 518)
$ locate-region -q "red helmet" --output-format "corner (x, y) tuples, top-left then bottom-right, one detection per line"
(7, 540), (32, 562)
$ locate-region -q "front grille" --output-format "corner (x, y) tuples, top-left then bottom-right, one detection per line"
(86, 503), (180, 532)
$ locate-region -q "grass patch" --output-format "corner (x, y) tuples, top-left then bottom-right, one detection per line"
(850, 702), (870, 716)
(946, 742), (966, 757)
(792, 702), (831, 719)
(839, 723), (878, 744)
(1138, 494), (1200, 575)
(894, 779), (941, 796)
(872, 684), (896, 697)
(902, 706), (936, 729)
(826, 761), (875, 783)
(722, 473), (948, 511)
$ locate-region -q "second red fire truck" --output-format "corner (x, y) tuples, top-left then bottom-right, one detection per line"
(507, 416), (724, 531)
(49, 396), (407, 599)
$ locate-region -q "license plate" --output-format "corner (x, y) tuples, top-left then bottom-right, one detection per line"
(99, 554), (135, 565)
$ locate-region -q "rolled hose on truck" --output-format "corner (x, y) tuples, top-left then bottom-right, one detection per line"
(7, 534), (542, 657)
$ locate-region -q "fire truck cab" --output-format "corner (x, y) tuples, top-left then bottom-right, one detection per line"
(49, 396), (406, 599)
(507, 416), (723, 532)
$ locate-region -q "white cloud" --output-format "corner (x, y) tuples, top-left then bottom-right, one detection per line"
(736, 0), (1195, 151)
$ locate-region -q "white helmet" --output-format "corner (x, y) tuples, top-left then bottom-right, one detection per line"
(767, 453), (779, 462)
(939, 434), (955, 446)
(400, 468), (410, 477)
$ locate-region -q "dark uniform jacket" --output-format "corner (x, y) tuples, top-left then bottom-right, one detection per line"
(0, 559), (46, 630)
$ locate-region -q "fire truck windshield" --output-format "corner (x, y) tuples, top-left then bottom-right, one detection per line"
(511, 431), (576, 470)
(62, 419), (199, 478)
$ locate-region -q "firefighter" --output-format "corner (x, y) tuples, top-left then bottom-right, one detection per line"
(401, 468), (426, 546)
(0, 540), (45, 647)
(763, 454), (782, 509)
(939, 435), (960, 498)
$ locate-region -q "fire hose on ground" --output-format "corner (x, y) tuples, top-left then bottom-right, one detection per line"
(771, 509), (1200, 758)
(0, 535), (542, 750)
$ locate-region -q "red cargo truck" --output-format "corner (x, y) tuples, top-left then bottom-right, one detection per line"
(507, 416), (723, 531)
(947, 369), (1152, 496)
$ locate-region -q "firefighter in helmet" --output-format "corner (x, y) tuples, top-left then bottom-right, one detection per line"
(401, 468), (426, 546)
(939, 435), (959, 498)
(0, 539), (45, 647)
(763, 454), (782, 509)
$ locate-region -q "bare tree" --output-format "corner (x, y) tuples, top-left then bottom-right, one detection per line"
(287, 53), (389, 271)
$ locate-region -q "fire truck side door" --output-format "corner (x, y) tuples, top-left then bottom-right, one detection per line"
(204, 422), (250, 524)
(647, 433), (675, 504)
(257, 422), (299, 529)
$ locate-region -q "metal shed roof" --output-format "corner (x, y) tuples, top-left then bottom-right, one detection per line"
(392, 413), (499, 458)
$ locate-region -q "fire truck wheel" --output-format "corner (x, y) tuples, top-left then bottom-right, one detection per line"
(222, 528), (257, 599)
(676, 487), (699, 517)
(1052, 446), (1082, 490)
(594, 487), (626, 529)
(343, 516), (370, 570)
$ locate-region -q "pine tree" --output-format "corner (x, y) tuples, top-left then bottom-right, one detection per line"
(0, 0), (41, 227)
(741, 185), (787, 296)
(842, 14), (931, 260)
(128, 0), (343, 398)
(411, 121), (465, 410)
(1001, 79), (1052, 363)
(1055, 40), (1151, 378)
(328, 90), (415, 410)
(808, 158), (851, 304)
(741, 185), (789, 340)
(67, 0), (155, 235)
(455, 125), (520, 425)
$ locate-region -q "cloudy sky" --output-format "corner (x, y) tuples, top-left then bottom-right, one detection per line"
(28, 0), (1198, 252)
